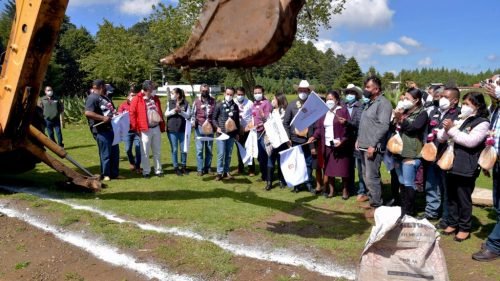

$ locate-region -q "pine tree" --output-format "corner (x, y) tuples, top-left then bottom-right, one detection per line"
(333, 57), (363, 89)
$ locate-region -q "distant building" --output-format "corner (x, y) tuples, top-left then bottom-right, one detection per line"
(156, 83), (223, 97)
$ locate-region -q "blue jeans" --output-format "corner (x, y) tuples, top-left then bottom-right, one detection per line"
(268, 142), (288, 184)
(424, 162), (448, 219)
(125, 132), (141, 168)
(257, 134), (269, 180)
(486, 161), (500, 255)
(167, 131), (187, 168)
(216, 137), (235, 174)
(349, 156), (366, 195)
(195, 127), (213, 172)
(95, 130), (119, 178)
(45, 118), (63, 146)
(394, 158), (421, 189)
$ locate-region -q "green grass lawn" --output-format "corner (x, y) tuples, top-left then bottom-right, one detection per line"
(0, 113), (497, 280)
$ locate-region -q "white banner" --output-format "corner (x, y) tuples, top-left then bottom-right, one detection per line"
(245, 129), (259, 160)
(279, 145), (308, 187)
(196, 132), (230, 142)
(236, 142), (253, 166)
(183, 119), (192, 153)
(290, 92), (329, 132)
(111, 112), (130, 146)
(264, 116), (289, 148)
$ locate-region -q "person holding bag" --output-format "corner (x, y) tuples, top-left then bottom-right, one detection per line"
(191, 84), (216, 176)
(438, 92), (490, 242)
(392, 87), (428, 216)
(165, 88), (191, 176)
(212, 87), (240, 181)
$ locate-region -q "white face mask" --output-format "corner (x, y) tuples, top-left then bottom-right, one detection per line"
(460, 104), (475, 119)
(254, 93), (263, 101)
(170, 93), (176, 100)
(151, 90), (157, 97)
(426, 94), (434, 103)
(46, 90), (53, 97)
(236, 95), (245, 102)
(401, 99), (415, 110)
(439, 98), (450, 111)
(326, 100), (336, 110)
(396, 100), (405, 110)
(225, 95), (233, 102)
(298, 92), (308, 101)
(496, 86), (500, 99)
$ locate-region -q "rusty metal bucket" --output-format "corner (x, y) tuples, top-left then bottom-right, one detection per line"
(161, 0), (305, 68)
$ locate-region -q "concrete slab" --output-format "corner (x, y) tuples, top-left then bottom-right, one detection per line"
(472, 187), (493, 206)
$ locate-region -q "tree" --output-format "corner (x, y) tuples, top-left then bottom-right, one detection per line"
(333, 57), (363, 89)
(0, 0), (15, 54)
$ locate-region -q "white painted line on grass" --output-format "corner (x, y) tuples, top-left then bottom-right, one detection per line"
(0, 204), (198, 281)
(0, 185), (356, 280)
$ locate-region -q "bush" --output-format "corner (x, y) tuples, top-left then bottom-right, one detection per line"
(63, 95), (87, 124)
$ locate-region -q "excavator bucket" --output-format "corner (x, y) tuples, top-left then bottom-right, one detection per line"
(161, 0), (305, 68)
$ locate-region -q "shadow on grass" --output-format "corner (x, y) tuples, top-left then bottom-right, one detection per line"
(94, 187), (371, 240)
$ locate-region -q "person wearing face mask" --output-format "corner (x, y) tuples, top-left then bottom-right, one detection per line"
(266, 92), (289, 190)
(250, 85), (273, 186)
(438, 92), (489, 242)
(118, 84), (142, 174)
(357, 76), (393, 218)
(473, 82), (500, 261)
(392, 87), (428, 217)
(308, 91), (351, 199)
(85, 79), (120, 181)
(283, 80), (316, 193)
(165, 88), (191, 176)
(40, 86), (64, 147)
(423, 85), (443, 114)
(234, 87), (255, 176)
(130, 80), (166, 178)
(422, 87), (461, 227)
(340, 84), (367, 202)
(191, 83), (216, 176)
(212, 87), (240, 181)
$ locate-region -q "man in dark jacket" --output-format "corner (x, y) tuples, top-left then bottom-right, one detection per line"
(212, 87), (240, 181)
(40, 86), (64, 147)
(283, 80), (315, 193)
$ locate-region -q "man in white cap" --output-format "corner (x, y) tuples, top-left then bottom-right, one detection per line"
(283, 79), (315, 193)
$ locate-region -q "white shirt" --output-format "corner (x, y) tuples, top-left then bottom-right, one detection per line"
(235, 98), (253, 129)
(324, 110), (335, 146)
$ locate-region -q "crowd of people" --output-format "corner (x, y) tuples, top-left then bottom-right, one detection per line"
(72, 75), (500, 262)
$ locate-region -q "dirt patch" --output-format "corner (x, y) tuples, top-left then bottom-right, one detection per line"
(0, 214), (145, 281)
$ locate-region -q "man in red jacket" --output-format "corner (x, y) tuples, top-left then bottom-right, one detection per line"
(130, 80), (166, 178)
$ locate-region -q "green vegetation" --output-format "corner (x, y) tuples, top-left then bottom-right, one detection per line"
(14, 261), (30, 270)
(64, 272), (85, 281)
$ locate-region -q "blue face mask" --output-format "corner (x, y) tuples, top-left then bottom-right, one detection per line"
(345, 94), (356, 104)
(362, 97), (370, 104)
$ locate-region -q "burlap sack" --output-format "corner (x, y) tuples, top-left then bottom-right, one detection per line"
(437, 143), (454, 171)
(294, 127), (309, 137)
(201, 119), (213, 135)
(478, 146), (497, 170)
(358, 207), (449, 281)
(148, 109), (161, 124)
(245, 120), (255, 131)
(225, 117), (237, 133)
(387, 132), (403, 155)
(421, 142), (438, 162)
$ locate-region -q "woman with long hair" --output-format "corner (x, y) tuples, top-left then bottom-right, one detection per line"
(165, 88), (191, 176)
(266, 92), (289, 190)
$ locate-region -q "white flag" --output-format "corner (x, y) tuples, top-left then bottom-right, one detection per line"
(290, 92), (329, 131)
(236, 142), (252, 166)
(111, 112), (130, 146)
(264, 115), (289, 148)
(245, 129), (259, 160)
(196, 132), (230, 142)
(279, 145), (309, 187)
(183, 119), (192, 153)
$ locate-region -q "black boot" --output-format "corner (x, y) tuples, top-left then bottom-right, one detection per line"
(399, 185), (408, 216)
(405, 187), (416, 217)
(265, 167), (273, 191)
(181, 166), (189, 175)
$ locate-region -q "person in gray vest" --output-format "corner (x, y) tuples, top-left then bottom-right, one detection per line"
(191, 84), (216, 176)
(40, 86), (64, 147)
(165, 88), (191, 176)
(357, 76), (393, 218)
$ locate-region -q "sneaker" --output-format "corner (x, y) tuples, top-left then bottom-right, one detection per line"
(197, 171), (204, 177)
(175, 168), (182, 176)
(224, 173), (234, 180)
(215, 174), (223, 181)
(103, 176), (111, 181)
